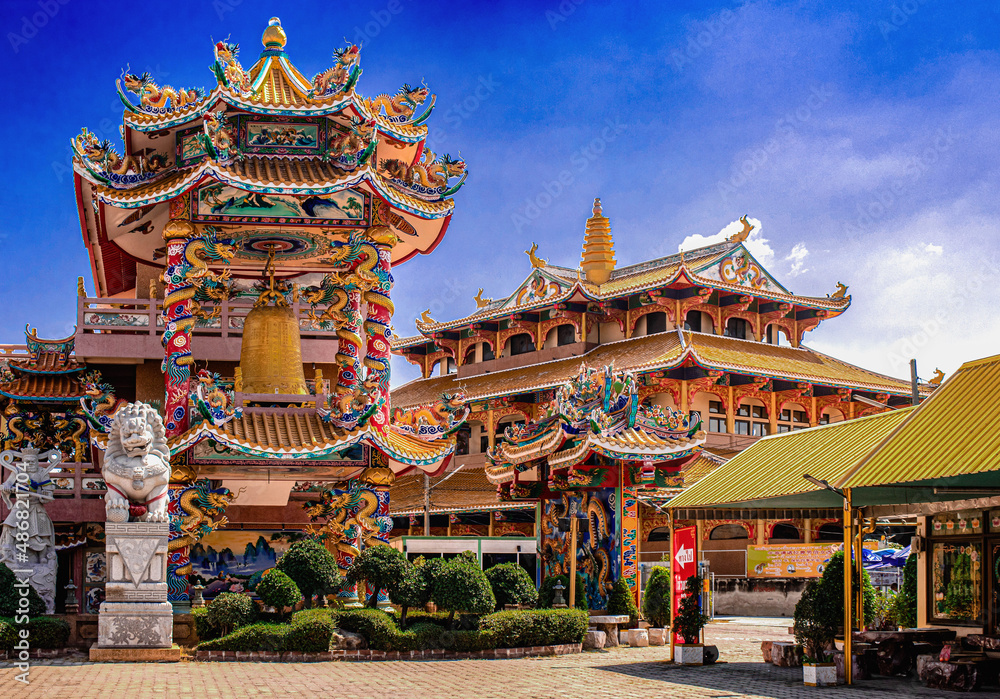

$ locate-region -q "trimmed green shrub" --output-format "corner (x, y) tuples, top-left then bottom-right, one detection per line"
(672, 574), (709, 644)
(537, 574), (588, 610)
(485, 563), (538, 611)
(479, 609), (589, 648)
(277, 539), (343, 608)
(256, 569), (301, 617)
(606, 576), (639, 624)
(870, 589), (898, 631)
(0, 563), (46, 618)
(206, 592), (256, 636)
(409, 622), (445, 650)
(198, 622), (289, 652)
(642, 567), (671, 628)
(0, 619), (16, 651)
(430, 556), (495, 627)
(347, 545), (409, 608)
(394, 564), (431, 626)
(192, 606), (221, 642)
(817, 551), (876, 625)
(794, 580), (835, 662)
(284, 615), (337, 652)
(895, 553), (918, 628)
(336, 608), (415, 651)
(27, 617), (70, 649)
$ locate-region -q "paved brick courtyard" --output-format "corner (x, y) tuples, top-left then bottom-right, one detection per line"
(0, 620), (976, 698)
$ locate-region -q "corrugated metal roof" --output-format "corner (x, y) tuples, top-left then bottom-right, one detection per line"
(667, 407), (915, 508)
(839, 354), (1000, 487)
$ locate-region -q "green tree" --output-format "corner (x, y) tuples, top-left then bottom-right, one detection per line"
(256, 569), (301, 619)
(276, 539), (343, 608)
(485, 563), (538, 611)
(607, 576), (639, 624)
(429, 553), (495, 628)
(394, 561), (430, 627)
(793, 580), (837, 661)
(671, 574), (709, 644)
(206, 592), (255, 636)
(641, 567), (671, 628)
(346, 545), (409, 608)
(894, 553), (918, 628)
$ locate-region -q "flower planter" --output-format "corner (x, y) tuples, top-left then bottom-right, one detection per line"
(674, 643), (704, 665)
(803, 662), (837, 686)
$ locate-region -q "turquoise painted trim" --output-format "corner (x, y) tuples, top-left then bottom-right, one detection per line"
(251, 57), (273, 92)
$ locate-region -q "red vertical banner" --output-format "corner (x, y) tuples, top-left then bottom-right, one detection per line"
(672, 525), (697, 644)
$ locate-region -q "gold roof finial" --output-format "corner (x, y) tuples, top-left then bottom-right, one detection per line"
(581, 197), (616, 285)
(262, 17), (287, 51)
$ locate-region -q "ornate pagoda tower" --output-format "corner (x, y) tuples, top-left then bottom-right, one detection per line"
(68, 17), (469, 607)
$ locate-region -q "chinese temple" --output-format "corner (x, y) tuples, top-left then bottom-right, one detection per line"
(392, 199), (934, 608)
(0, 17), (470, 613)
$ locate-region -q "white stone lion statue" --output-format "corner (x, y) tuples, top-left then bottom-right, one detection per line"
(102, 402), (171, 523)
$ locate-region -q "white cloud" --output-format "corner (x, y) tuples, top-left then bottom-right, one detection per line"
(924, 243), (944, 255)
(678, 216), (774, 265)
(785, 242), (809, 277)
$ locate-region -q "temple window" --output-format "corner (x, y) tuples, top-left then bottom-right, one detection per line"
(777, 406), (809, 432)
(480, 434), (490, 453)
(482, 343), (496, 361)
(684, 310), (702, 333)
(816, 523), (843, 541)
(557, 324), (576, 346)
(709, 524), (749, 540)
(648, 527), (671, 542)
(725, 317), (749, 340)
(464, 347), (477, 365)
(765, 324), (790, 346)
(646, 312), (667, 335)
(508, 333), (533, 356)
(442, 357), (457, 375)
(456, 425), (471, 455)
(737, 400), (769, 436)
(770, 522), (800, 540)
(708, 400), (726, 432)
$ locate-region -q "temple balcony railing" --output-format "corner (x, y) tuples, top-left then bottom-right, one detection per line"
(75, 297), (340, 364)
(0, 344), (30, 359)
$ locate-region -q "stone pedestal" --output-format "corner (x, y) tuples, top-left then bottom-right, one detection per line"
(91, 523), (174, 660)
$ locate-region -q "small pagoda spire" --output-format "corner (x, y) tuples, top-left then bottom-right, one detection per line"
(580, 198), (616, 285)
(262, 17), (287, 52)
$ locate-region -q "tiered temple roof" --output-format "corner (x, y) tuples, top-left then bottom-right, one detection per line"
(0, 329), (87, 402)
(73, 16), (467, 296)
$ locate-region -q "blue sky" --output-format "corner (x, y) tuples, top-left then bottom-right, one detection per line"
(0, 0), (997, 386)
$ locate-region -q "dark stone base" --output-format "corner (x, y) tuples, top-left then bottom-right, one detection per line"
(917, 654), (982, 692)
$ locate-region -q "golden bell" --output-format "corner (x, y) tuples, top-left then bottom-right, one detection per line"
(239, 303), (308, 395)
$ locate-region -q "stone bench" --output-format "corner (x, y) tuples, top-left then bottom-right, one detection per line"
(588, 615), (630, 648)
(917, 654), (985, 692)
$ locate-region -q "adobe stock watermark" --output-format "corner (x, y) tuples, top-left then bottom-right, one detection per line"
(510, 118), (627, 233)
(669, 7), (738, 73)
(428, 74), (498, 147)
(879, 0), (932, 41)
(884, 268), (984, 373)
(717, 84), (836, 204)
(841, 126), (958, 241)
(7, 0), (71, 53)
(546, 0), (586, 30)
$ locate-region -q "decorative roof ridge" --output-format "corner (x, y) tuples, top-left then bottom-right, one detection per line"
(610, 241), (735, 279)
(799, 344), (926, 391)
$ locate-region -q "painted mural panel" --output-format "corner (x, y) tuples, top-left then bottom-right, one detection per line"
(195, 183), (368, 226)
(238, 115), (326, 156)
(621, 486), (639, 602)
(186, 530), (303, 600)
(540, 489), (619, 610)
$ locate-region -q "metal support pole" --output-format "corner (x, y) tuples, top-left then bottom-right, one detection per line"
(423, 473), (430, 536)
(668, 508), (676, 661)
(910, 358), (920, 406)
(843, 488), (853, 686)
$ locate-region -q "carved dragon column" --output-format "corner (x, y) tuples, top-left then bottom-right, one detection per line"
(361, 214), (397, 430)
(361, 452), (395, 610)
(161, 216), (196, 438)
(329, 287), (364, 426)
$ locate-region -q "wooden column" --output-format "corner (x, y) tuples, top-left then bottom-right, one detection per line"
(810, 396), (819, 427)
(769, 391), (778, 435)
(803, 518), (813, 544)
(756, 519), (766, 545)
(680, 380), (689, 414)
(726, 386), (735, 434)
(843, 488), (853, 685)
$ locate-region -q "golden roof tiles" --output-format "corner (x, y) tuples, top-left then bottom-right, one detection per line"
(667, 407), (916, 509)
